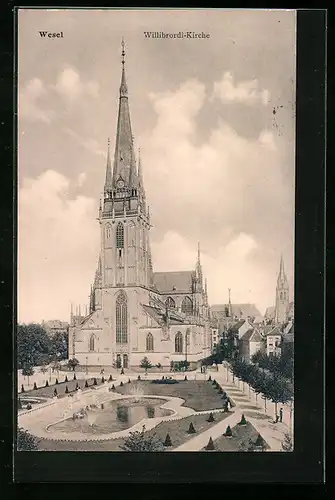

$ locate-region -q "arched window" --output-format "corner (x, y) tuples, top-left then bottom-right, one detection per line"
(89, 334), (95, 351)
(105, 224), (111, 239)
(123, 354), (129, 369)
(146, 333), (154, 352)
(116, 222), (124, 249)
(165, 297), (176, 309)
(128, 221), (135, 247)
(181, 296), (193, 315)
(116, 290), (127, 343)
(175, 332), (183, 353)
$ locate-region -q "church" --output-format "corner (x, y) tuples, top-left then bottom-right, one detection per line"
(68, 43), (212, 370)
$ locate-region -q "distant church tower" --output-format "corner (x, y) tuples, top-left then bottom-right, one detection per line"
(275, 254), (289, 324)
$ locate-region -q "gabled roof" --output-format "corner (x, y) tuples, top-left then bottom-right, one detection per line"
(241, 328), (263, 342)
(230, 319), (246, 331)
(153, 271), (194, 294)
(266, 326), (282, 337)
(264, 306), (276, 318)
(211, 303), (261, 318)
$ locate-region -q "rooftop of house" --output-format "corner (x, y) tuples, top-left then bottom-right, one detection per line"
(240, 328), (263, 342)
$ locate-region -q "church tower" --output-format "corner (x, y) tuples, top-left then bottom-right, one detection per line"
(99, 40), (152, 290)
(275, 254), (289, 324)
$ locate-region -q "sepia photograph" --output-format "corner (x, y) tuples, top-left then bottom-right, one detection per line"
(17, 8), (296, 454)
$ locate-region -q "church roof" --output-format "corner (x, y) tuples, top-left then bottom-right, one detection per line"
(264, 306), (276, 318)
(141, 304), (185, 326)
(211, 304), (261, 318)
(153, 271), (194, 294)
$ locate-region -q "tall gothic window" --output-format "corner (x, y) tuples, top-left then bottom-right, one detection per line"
(181, 296), (193, 315)
(175, 332), (183, 353)
(146, 333), (154, 352)
(116, 222), (124, 249)
(128, 221), (135, 247)
(165, 297), (176, 309)
(116, 290), (128, 343)
(89, 334), (95, 351)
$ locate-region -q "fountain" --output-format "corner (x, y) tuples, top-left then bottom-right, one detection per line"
(128, 384), (145, 403)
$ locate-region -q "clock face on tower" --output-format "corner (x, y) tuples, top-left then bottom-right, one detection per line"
(117, 179), (125, 188)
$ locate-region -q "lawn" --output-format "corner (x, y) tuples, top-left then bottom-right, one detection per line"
(36, 411), (231, 452)
(203, 421), (270, 452)
(115, 380), (225, 412)
(21, 376), (106, 399)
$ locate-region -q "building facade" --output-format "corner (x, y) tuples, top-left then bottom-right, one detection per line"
(68, 44), (211, 369)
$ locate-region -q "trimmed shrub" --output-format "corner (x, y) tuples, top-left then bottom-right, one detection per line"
(162, 376), (165, 380)
(205, 436), (215, 450)
(21, 384), (25, 393)
(163, 433), (172, 447)
(218, 387), (223, 394)
(239, 414), (247, 426)
(128, 378), (131, 384)
(26, 403), (32, 410)
(65, 385), (69, 394)
(120, 381), (124, 387)
(151, 379), (179, 385)
(208, 375), (212, 381)
(112, 384), (115, 390)
(138, 375), (141, 380)
(85, 380), (89, 388)
(224, 425), (232, 437)
(93, 378), (97, 386)
(101, 376), (105, 383)
(65, 375), (68, 382)
(101, 403), (104, 410)
(55, 378), (59, 385)
(212, 379), (217, 385)
(120, 368), (124, 375)
(184, 375), (188, 381)
(108, 375), (113, 382)
(45, 380), (49, 387)
(54, 388), (58, 396)
(73, 373), (77, 381)
(188, 422), (196, 434)
(207, 412), (215, 423)
(33, 382), (37, 390)
(254, 433), (266, 449)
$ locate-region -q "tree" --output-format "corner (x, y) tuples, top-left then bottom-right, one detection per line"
(120, 426), (164, 452)
(113, 358), (122, 370)
(17, 323), (52, 368)
(140, 356), (153, 374)
(188, 422), (196, 434)
(163, 433), (172, 447)
(263, 373), (294, 417)
(49, 331), (68, 361)
(17, 427), (39, 451)
(40, 365), (48, 375)
(205, 436), (215, 450)
(282, 432), (293, 452)
(68, 358), (79, 372)
(22, 364), (34, 386)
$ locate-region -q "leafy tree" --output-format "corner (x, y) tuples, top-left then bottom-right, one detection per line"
(17, 323), (52, 368)
(140, 356), (153, 374)
(22, 364), (34, 386)
(120, 426), (164, 452)
(113, 358), (122, 370)
(263, 374), (293, 416)
(68, 358), (79, 372)
(49, 330), (68, 361)
(40, 365), (48, 374)
(17, 427), (39, 451)
(282, 432), (293, 452)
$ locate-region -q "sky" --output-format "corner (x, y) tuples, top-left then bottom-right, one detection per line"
(18, 8), (296, 323)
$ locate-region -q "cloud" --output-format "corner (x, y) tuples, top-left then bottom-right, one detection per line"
(77, 172), (87, 187)
(18, 170), (99, 323)
(151, 230), (273, 314)
(211, 71), (270, 106)
(64, 127), (106, 157)
(54, 68), (99, 100)
(19, 78), (55, 123)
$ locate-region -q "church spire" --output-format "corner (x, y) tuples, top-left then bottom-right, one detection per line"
(196, 242), (203, 287)
(111, 39), (136, 188)
(277, 253), (287, 284)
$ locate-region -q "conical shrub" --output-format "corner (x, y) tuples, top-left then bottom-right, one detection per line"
(207, 412), (215, 423)
(65, 375), (68, 382)
(208, 375), (212, 381)
(128, 378), (131, 384)
(138, 375), (141, 380)
(55, 378), (59, 385)
(112, 384), (115, 390)
(188, 422), (196, 434)
(101, 376), (105, 383)
(75, 382), (79, 390)
(120, 381), (123, 387)
(163, 433), (172, 447)
(254, 433), (266, 448)
(239, 414), (247, 426)
(212, 379), (216, 385)
(45, 380), (49, 387)
(73, 373), (77, 380)
(21, 384), (25, 393)
(54, 388), (58, 396)
(33, 382), (37, 390)
(218, 386), (223, 394)
(65, 385), (69, 394)
(184, 375), (188, 381)
(224, 425), (232, 437)
(108, 375), (113, 382)
(101, 403), (104, 410)
(205, 436), (215, 450)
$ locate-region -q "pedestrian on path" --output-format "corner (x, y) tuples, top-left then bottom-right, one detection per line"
(279, 407), (283, 423)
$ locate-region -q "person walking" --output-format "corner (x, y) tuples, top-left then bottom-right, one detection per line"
(279, 407), (283, 423)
